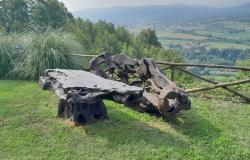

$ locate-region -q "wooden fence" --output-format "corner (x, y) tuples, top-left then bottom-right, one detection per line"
(72, 54), (250, 102)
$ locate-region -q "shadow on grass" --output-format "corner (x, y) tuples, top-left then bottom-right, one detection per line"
(83, 102), (221, 151)
(168, 109), (221, 142)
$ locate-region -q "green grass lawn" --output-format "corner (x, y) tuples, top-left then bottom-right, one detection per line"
(0, 80), (250, 160)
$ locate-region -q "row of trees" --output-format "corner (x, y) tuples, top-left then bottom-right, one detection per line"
(183, 48), (250, 65)
(0, 0), (183, 62)
(0, 0), (184, 81)
(0, 0), (72, 32)
(67, 18), (181, 61)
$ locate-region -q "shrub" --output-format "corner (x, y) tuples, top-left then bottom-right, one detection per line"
(0, 34), (18, 78)
(11, 31), (84, 80)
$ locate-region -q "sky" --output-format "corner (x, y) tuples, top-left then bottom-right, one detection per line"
(59, 0), (250, 11)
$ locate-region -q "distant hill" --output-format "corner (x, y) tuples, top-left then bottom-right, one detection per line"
(227, 2), (250, 14)
(73, 3), (250, 25)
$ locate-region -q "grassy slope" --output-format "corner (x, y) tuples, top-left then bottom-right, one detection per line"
(0, 80), (249, 160)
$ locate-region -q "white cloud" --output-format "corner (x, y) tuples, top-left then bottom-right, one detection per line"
(59, 0), (250, 11)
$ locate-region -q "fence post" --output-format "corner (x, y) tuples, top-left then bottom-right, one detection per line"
(171, 65), (175, 81)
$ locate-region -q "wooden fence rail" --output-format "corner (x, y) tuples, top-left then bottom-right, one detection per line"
(72, 54), (250, 102)
(72, 54), (250, 71)
(156, 61), (250, 71)
(175, 67), (250, 102)
(186, 79), (250, 93)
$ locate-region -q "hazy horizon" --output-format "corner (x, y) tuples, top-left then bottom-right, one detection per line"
(59, 0), (250, 11)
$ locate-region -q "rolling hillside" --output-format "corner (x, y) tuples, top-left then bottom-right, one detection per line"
(73, 3), (250, 25)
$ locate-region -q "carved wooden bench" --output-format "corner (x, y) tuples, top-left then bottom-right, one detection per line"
(39, 69), (143, 125)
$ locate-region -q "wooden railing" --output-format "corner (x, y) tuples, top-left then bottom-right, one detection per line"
(72, 54), (250, 102)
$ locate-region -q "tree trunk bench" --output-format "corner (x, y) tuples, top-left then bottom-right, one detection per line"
(39, 69), (143, 125)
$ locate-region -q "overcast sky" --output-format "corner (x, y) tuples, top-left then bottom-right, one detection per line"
(59, 0), (250, 11)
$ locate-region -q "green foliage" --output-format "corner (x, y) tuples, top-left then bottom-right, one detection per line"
(1, 19), (184, 81)
(69, 19), (125, 54)
(0, 0), (30, 32)
(30, 0), (73, 29)
(0, 31), (84, 80)
(11, 31), (82, 80)
(0, 34), (16, 78)
(183, 48), (249, 66)
(0, 0), (183, 68)
(115, 26), (131, 44)
(146, 47), (182, 62)
(0, 0), (184, 81)
(0, 0), (73, 32)
(180, 48), (250, 76)
(136, 28), (162, 48)
(68, 19), (181, 63)
(67, 19), (96, 50)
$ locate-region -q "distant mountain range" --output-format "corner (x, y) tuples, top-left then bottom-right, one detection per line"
(73, 3), (250, 25)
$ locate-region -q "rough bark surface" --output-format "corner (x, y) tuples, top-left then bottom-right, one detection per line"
(39, 52), (191, 125)
(40, 69), (143, 125)
(89, 52), (191, 116)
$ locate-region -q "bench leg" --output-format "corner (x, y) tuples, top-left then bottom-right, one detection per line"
(58, 99), (108, 125)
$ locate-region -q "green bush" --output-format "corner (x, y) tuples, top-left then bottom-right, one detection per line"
(11, 31), (83, 80)
(0, 34), (17, 78)
(0, 31), (84, 80)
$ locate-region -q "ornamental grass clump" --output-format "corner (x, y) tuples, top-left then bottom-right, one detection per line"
(12, 31), (83, 80)
(0, 35), (18, 78)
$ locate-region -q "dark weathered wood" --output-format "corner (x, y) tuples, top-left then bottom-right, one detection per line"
(72, 53), (249, 101)
(89, 53), (191, 116)
(40, 69), (143, 125)
(175, 67), (250, 102)
(143, 91), (169, 115)
(156, 61), (250, 71)
(58, 98), (108, 126)
(186, 79), (250, 93)
(147, 79), (161, 93)
(171, 66), (175, 81)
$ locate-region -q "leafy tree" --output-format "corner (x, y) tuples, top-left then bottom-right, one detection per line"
(0, 0), (30, 32)
(95, 20), (115, 34)
(68, 19), (183, 63)
(136, 29), (162, 48)
(68, 18), (96, 50)
(115, 26), (131, 44)
(182, 47), (249, 66)
(30, 0), (73, 29)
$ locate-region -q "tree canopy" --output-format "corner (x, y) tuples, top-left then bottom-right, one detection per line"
(0, 0), (29, 32)
(0, 0), (72, 32)
(136, 29), (162, 48)
(0, 0), (183, 63)
(30, 0), (73, 29)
